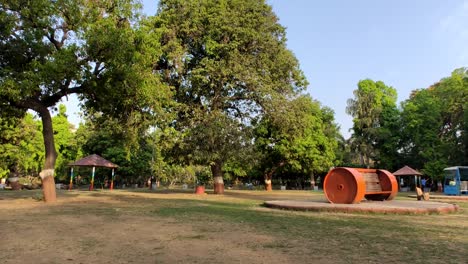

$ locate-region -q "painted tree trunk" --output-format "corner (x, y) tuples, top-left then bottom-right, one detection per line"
(264, 177), (272, 191)
(39, 109), (58, 202)
(264, 162), (285, 191)
(211, 162), (224, 194)
(310, 172), (316, 190)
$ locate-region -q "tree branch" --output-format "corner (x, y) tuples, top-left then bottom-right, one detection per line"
(41, 85), (87, 107)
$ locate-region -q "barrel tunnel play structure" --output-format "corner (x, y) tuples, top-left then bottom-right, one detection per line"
(323, 167), (398, 204)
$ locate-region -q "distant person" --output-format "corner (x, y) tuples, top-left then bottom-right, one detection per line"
(421, 178), (426, 191)
(426, 178), (433, 192)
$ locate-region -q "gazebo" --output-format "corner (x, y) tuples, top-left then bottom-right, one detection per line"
(68, 154), (118, 191)
(393, 165), (422, 191)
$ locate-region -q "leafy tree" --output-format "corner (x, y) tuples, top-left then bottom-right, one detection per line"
(372, 104), (402, 171)
(0, 0), (169, 201)
(77, 115), (153, 186)
(346, 79), (398, 167)
(254, 95), (337, 190)
(400, 68), (468, 180)
(320, 106), (344, 168)
(0, 114), (44, 180)
(151, 0), (307, 193)
(52, 104), (78, 181)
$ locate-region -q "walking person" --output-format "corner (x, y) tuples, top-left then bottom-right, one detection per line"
(421, 178), (427, 192)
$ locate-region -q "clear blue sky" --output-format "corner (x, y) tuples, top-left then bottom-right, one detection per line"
(64, 0), (468, 138)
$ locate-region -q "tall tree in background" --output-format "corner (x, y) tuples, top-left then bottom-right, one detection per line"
(0, 114), (44, 183)
(401, 68), (467, 179)
(52, 104), (78, 181)
(0, 0), (169, 201)
(254, 95), (337, 190)
(79, 116), (153, 186)
(372, 101), (401, 171)
(346, 79), (398, 167)
(151, 0), (307, 193)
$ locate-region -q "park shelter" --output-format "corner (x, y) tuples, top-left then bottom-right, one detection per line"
(393, 165), (422, 191)
(68, 154), (118, 191)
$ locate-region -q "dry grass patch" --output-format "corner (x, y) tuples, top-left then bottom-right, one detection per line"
(0, 189), (466, 264)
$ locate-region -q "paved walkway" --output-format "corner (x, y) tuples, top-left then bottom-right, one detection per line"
(264, 200), (459, 214)
(407, 194), (468, 201)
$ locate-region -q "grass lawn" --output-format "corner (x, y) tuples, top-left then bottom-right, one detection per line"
(0, 188), (467, 264)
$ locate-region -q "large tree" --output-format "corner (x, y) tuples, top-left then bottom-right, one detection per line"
(0, 0), (168, 201)
(254, 95), (338, 190)
(52, 104), (78, 181)
(0, 113), (44, 186)
(151, 0), (307, 193)
(346, 79), (398, 167)
(400, 68), (468, 179)
(78, 114), (154, 186)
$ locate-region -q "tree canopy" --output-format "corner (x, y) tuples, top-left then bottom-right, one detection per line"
(400, 68), (468, 179)
(2, 0), (464, 197)
(150, 0), (308, 193)
(0, 0), (170, 201)
(254, 95), (338, 190)
(346, 79), (398, 168)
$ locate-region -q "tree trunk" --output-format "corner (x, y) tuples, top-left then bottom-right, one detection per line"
(38, 108), (58, 203)
(211, 161), (224, 194)
(264, 175), (272, 191)
(310, 171), (315, 190)
(359, 153), (365, 166)
(264, 162), (285, 191)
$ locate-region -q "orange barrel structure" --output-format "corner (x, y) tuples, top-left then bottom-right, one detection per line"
(323, 167), (398, 204)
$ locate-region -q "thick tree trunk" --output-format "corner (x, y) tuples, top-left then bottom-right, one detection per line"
(211, 162), (224, 194)
(38, 109), (58, 202)
(264, 162), (285, 191)
(264, 176), (272, 191)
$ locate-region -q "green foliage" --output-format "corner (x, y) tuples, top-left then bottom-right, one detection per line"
(346, 79), (399, 168)
(400, 68), (468, 179)
(2, 0), (464, 192)
(78, 115), (152, 184)
(152, 0), (307, 179)
(0, 106), (79, 181)
(194, 166), (211, 186)
(0, 114), (44, 178)
(52, 104), (79, 180)
(254, 95), (338, 180)
(0, 0), (171, 197)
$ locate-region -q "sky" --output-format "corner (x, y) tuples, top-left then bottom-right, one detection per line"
(63, 0), (468, 138)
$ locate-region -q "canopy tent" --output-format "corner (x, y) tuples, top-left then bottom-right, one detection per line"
(68, 154), (118, 191)
(393, 165), (423, 191)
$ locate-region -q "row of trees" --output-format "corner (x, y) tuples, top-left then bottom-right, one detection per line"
(0, 100), (339, 189)
(346, 68), (468, 181)
(1, 0), (466, 201)
(0, 0), (341, 201)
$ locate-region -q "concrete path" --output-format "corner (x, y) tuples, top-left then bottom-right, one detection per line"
(264, 199), (459, 214)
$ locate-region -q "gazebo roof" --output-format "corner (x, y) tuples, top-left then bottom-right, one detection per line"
(69, 154), (118, 168)
(393, 165), (422, 176)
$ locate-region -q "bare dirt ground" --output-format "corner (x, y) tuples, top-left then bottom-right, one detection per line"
(0, 190), (318, 264)
(0, 189), (467, 264)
